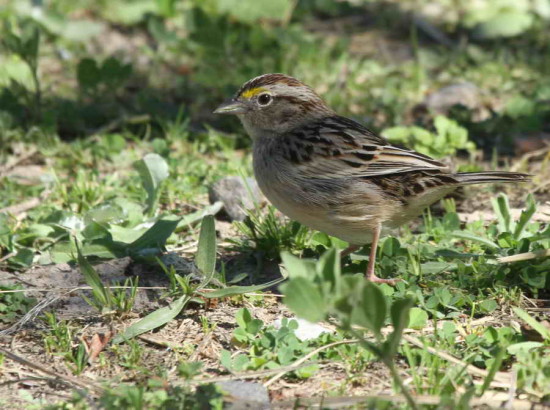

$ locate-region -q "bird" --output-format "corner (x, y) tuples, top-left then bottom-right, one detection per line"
(214, 73), (530, 284)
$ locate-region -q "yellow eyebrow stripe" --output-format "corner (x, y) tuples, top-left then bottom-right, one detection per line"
(241, 87), (266, 99)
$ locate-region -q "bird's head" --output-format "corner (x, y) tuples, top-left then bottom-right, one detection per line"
(214, 73), (332, 138)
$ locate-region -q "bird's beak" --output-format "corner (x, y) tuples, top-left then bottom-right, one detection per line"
(213, 99), (248, 115)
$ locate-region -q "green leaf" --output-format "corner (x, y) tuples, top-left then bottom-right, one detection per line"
(77, 58), (101, 90)
(81, 222), (111, 241)
(407, 307), (428, 330)
(381, 237), (400, 257)
(479, 299), (498, 313)
(195, 215), (216, 277)
(505, 96), (536, 118)
(127, 217), (180, 256)
(112, 198), (144, 227)
(232, 354), (250, 371)
(157, 0), (177, 17)
(81, 242), (120, 259)
(247, 319), (263, 335)
(420, 261), (455, 275)
(108, 225), (146, 244)
(384, 298), (414, 358)
(333, 276), (363, 317)
(513, 308), (550, 341)
(513, 194), (537, 240)
(491, 194), (514, 234)
(104, 0), (157, 25)
(217, 0), (294, 23)
(20, 24), (40, 65)
(8, 248), (34, 268)
(76, 243), (111, 307)
(457, 387), (477, 409)
(176, 202), (224, 231)
(474, 10), (534, 39)
(0, 214), (11, 235)
(197, 278), (285, 298)
(280, 251), (317, 279)
(520, 269), (548, 289)
(236, 308), (252, 329)
(220, 349), (232, 370)
(113, 295), (190, 344)
(507, 341), (544, 355)
(100, 57), (132, 88)
(316, 247), (340, 290)
(480, 347), (505, 394)
(452, 231), (500, 250)
(382, 126), (411, 143)
(282, 277), (326, 323)
(49, 241), (75, 263)
(295, 364), (319, 379)
(84, 203), (126, 225)
(134, 153), (169, 215)
(2, 32), (22, 56)
(529, 224), (550, 242)
(61, 20), (104, 42)
(277, 346), (295, 365)
(351, 283), (387, 336)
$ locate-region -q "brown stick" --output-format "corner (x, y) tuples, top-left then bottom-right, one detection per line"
(0, 346), (105, 394)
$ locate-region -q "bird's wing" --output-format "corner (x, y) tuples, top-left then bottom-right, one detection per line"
(285, 116), (450, 179)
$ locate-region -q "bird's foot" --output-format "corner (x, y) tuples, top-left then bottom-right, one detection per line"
(366, 273), (401, 286)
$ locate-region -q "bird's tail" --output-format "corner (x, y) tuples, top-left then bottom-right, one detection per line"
(454, 171), (531, 185)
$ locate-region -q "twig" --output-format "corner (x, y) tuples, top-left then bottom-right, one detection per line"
(137, 334), (181, 350)
(0, 147), (38, 178)
(0, 252), (16, 263)
(0, 189), (51, 216)
(498, 249), (550, 263)
(271, 391), (538, 409)
(510, 145), (550, 172)
(0, 376), (57, 388)
(0, 346), (105, 394)
(412, 13), (455, 48)
(0, 284), (166, 335)
(263, 339), (358, 388)
(188, 362), (333, 385)
(506, 370), (517, 409)
(0, 198), (42, 216)
(0, 294), (61, 336)
(87, 114), (151, 136)
(0, 285), (169, 294)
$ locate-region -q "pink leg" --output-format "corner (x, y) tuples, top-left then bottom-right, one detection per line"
(366, 224), (400, 285)
(341, 244), (360, 257)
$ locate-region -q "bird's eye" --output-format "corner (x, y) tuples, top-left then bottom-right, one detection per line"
(257, 93), (272, 106)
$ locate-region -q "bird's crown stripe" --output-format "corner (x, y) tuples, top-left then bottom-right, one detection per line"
(241, 87), (266, 99)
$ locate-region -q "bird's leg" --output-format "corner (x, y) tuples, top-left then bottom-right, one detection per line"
(366, 223), (399, 285)
(341, 244), (360, 257)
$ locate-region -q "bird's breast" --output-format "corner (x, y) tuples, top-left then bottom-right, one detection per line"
(252, 145), (379, 244)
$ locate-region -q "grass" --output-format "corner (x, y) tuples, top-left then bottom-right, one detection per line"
(0, 0), (549, 408)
